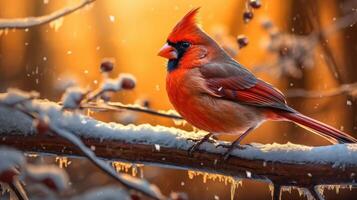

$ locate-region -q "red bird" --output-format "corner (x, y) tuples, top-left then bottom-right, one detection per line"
(158, 8), (357, 159)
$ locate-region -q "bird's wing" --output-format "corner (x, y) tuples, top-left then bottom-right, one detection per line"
(200, 61), (294, 112)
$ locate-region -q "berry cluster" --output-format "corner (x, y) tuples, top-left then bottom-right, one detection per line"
(243, 0), (262, 23)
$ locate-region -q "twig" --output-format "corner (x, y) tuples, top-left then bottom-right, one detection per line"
(8, 178), (29, 200)
(84, 102), (183, 120)
(272, 184), (281, 200)
(254, 12), (357, 79)
(285, 82), (357, 98)
(48, 125), (163, 200)
(0, 0), (96, 29)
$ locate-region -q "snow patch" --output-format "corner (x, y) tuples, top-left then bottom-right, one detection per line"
(61, 87), (86, 109)
(0, 147), (25, 174)
(25, 164), (69, 191)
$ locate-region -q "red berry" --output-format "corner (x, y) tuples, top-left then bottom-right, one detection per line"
(121, 77), (136, 90)
(42, 178), (58, 191)
(0, 170), (18, 183)
(237, 35), (249, 48)
(243, 11), (254, 23)
(130, 194), (141, 200)
(100, 59), (114, 73)
(249, 0), (261, 9)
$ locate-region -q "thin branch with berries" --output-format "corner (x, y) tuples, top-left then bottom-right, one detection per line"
(0, 0), (96, 29)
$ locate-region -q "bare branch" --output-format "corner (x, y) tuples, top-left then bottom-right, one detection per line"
(83, 102), (183, 120)
(8, 179), (29, 200)
(285, 82), (357, 98)
(0, 0), (96, 29)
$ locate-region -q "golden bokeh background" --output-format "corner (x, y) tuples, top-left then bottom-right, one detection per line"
(1, 0), (356, 199)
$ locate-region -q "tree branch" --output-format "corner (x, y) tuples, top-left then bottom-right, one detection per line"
(0, 92), (164, 200)
(285, 82), (357, 98)
(1, 99), (357, 191)
(0, 0), (95, 29)
(82, 102), (183, 120)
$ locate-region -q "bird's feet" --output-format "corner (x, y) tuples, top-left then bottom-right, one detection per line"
(187, 142), (201, 156)
(221, 144), (251, 160)
(187, 133), (214, 156)
(187, 137), (216, 144)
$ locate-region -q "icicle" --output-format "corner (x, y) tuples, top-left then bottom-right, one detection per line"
(230, 179), (242, 200)
(268, 184), (274, 198)
(316, 185), (324, 196)
(173, 118), (186, 126)
(139, 166), (144, 179)
(86, 108), (94, 116)
(26, 153), (38, 158)
(55, 156), (70, 168)
(49, 17), (64, 32)
(131, 165), (138, 176)
(187, 170), (196, 179)
(112, 161), (132, 173)
(334, 185), (341, 194)
(282, 186), (292, 194)
(296, 188), (305, 197)
(111, 161), (144, 177)
(186, 170), (242, 200)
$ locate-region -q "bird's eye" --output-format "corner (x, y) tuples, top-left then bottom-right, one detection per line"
(181, 42), (191, 48)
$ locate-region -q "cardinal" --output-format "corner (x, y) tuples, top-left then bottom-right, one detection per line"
(158, 8), (357, 159)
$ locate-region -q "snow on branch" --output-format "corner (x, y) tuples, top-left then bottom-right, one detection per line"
(0, 94), (357, 200)
(0, 0), (95, 29)
(0, 90), (164, 200)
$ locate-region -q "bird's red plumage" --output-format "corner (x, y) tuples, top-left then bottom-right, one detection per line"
(162, 8), (357, 144)
(167, 8), (201, 44)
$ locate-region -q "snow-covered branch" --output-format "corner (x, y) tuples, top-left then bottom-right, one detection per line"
(0, 90), (164, 200)
(0, 0), (95, 29)
(0, 95), (356, 200)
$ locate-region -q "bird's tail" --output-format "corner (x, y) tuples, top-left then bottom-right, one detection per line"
(279, 111), (357, 144)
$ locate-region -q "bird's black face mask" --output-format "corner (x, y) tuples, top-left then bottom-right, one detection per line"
(167, 41), (191, 72)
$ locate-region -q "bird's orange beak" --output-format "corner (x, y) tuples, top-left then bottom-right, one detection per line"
(158, 43), (178, 59)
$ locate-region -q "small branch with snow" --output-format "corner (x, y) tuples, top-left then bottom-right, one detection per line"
(0, 90), (164, 200)
(56, 58), (183, 120)
(0, 0), (95, 29)
(1, 95), (357, 200)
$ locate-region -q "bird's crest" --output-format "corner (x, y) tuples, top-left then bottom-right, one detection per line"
(168, 8), (202, 43)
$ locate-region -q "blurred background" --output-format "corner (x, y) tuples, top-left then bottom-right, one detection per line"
(0, 0), (356, 199)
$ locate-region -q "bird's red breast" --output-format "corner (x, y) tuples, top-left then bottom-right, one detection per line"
(166, 67), (264, 134)
(166, 68), (223, 132)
